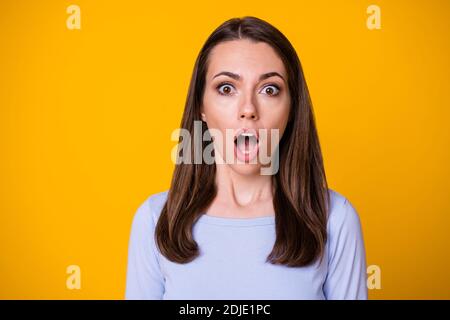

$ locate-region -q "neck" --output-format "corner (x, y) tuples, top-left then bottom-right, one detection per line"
(214, 164), (273, 207)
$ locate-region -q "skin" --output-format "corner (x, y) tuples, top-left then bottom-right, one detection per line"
(200, 39), (291, 218)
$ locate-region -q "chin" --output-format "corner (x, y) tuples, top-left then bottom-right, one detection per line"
(228, 163), (263, 176)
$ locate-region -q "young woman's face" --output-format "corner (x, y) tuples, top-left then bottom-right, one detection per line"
(201, 39), (291, 176)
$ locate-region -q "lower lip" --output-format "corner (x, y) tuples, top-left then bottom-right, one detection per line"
(234, 139), (259, 163)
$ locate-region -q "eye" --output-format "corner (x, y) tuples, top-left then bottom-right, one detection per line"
(216, 83), (236, 96)
(260, 84), (280, 96)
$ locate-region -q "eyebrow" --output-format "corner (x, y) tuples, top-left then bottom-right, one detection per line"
(212, 71), (285, 82)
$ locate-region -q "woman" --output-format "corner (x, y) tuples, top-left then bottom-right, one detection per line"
(125, 16), (367, 300)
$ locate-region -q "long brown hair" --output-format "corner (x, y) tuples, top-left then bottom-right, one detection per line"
(155, 16), (330, 267)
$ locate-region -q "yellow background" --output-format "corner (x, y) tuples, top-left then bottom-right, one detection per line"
(1, 0), (449, 299)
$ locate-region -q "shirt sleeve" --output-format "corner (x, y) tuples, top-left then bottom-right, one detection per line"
(323, 197), (368, 300)
(125, 197), (165, 299)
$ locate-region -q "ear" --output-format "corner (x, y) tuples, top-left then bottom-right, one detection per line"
(200, 106), (207, 122)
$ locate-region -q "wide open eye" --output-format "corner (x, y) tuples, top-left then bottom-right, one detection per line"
(260, 84), (280, 96)
(217, 83), (236, 96)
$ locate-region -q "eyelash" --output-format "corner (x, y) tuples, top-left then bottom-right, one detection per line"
(216, 82), (281, 96)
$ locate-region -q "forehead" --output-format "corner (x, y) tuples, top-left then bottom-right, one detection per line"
(206, 39), (287, 80)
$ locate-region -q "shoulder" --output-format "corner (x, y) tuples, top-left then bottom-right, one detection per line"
(131, 190), (169, 228)
(326, 188), (363, 235)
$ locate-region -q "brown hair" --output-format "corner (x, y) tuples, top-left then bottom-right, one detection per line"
(155, 16), (330, 267)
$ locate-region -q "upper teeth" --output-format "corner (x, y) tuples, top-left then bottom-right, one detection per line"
(236, 132), (257, 140)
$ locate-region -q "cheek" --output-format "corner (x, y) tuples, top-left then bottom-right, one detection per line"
(258, 97), (290, 130)
(203, 93), (238, 129)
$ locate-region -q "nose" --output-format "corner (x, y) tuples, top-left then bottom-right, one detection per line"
(238, 95), (259, 120)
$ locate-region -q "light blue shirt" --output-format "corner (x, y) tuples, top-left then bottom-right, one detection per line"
(125, 189), (367, 299)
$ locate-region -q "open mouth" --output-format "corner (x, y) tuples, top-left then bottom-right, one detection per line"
(233, 129), (259, 162)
